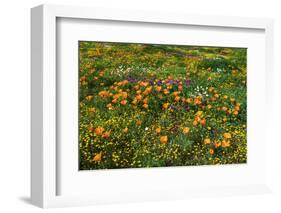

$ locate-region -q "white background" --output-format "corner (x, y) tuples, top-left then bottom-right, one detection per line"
(0, 0), (280, 212)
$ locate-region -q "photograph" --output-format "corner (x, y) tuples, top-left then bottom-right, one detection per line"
(78, 41), (247, 170)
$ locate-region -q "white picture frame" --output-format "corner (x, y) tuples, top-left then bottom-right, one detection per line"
(31, 4), (274, 208)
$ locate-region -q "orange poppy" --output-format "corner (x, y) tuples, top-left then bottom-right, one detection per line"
(94, 127), (104, 136)
(106, 103), (113, 110)
(162, 103), (169, 109)
(223, 133), (231, 139)
(222, 140), (230, 148)
(182, 127), (190, 134)
(214, 141), (221, 148)
(102, 131), (111, 138)
(98, 90), (110, 97)
(175, 96), (181, 102)
(155, 127), (161, 134)
(120, 100), (127, 105)
(93, 153), (102, 161)
(88, 107), (96, 113)
(222, 106), (228, 112)
(143, 98), (148, 104)
(160, 136), (168, 144)
(200, 119), (206, 126)
(193, 120), (198, 126)
(85, 95), (94, 101)
(155, 86), (162, 92)
(136, 94), (142, 101)
(204, 138), (211, 144)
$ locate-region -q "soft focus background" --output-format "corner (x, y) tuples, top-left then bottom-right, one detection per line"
(0, 0), (280, 212)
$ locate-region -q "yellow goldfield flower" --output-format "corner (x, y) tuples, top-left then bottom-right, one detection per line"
(160, 136), (168, 144)
(182, 127), (190, 134)
(93, 153), (102, 161)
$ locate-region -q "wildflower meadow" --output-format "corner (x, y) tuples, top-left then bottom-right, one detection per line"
(79, 41), (247, 170)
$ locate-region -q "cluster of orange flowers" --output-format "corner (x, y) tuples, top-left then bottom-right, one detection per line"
(204, 132), (232, 155)
(84, 75), (241, 158)
(90, 127), (111, 139)
(193, 110), (206, 126)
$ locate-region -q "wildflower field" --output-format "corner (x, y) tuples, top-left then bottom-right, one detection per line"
(79, 41), (247, 170)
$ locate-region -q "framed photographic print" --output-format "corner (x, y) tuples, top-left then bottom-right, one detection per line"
(31, 4), (274, 208)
